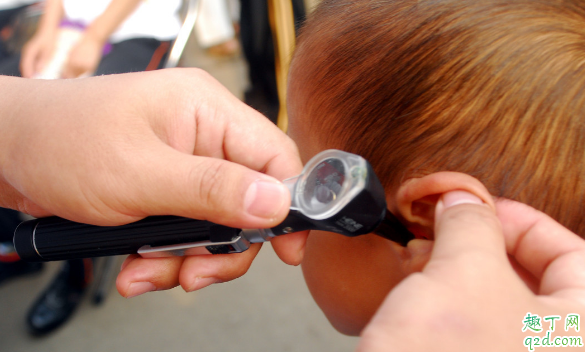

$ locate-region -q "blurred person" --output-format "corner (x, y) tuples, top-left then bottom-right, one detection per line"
(0, 0), (181, 78)
(239, 0), (305, 123)
(0, 0), (181, 335)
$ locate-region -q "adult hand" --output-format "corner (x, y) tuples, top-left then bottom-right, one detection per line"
(20, 30), (57, 78)
(62, 34), (103, 78)
(0, 69), (307, 296)
(358, 191), (585, 352)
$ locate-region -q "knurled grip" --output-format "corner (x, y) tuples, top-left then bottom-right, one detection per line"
(14, 216), (240, 262)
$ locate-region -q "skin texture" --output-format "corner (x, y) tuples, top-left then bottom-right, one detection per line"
(0, 69), (308, 296)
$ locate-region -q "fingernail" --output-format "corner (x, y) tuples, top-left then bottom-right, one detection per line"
(126, 282), (156, 298)
(442, 190), (484, 208)
(244, 179), (288, 219)
(436, 190), (485, 218)
(187, 277), (220, 292)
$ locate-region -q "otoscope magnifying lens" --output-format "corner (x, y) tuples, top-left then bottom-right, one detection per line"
(315, 184), (334, 203)
(303, 158), (345, 212)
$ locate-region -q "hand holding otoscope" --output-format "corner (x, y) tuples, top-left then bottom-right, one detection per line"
(14, 150), (414, 262)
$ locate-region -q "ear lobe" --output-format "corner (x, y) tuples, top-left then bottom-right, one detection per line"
(395, 172), (495, 238)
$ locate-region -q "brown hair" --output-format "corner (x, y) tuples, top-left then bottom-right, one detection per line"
(289, 0), (585, 236)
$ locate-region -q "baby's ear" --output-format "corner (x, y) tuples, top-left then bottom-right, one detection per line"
(394, 172), (494, 239)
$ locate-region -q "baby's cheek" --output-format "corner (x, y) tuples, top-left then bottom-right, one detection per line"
(301, 231), (407, 336)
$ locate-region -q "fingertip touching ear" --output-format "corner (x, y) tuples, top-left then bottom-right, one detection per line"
(394, 172), (495, 239)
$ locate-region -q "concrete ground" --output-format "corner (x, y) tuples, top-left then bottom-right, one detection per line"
(0, 25), (359, 352)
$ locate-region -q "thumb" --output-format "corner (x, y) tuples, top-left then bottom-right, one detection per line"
(124, 145), (291, 229)
(429, 190), (509, 277)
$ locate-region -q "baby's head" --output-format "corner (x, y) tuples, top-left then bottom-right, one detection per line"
(287, 0), (585, 335)
(288, 0), (585, 236)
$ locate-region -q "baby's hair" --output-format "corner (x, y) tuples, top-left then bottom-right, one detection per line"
(289, 0), (585, 235)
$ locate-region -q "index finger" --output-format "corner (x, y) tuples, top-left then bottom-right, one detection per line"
(199, 95), (309, 265)
(496, 198), (585, 301)
(207, 97), (308, 263)
(190, 75), (303, 180)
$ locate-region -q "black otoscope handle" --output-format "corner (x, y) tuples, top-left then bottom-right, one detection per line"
(14, 216), (241, 262)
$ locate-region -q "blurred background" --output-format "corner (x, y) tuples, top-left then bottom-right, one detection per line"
(1, 245), (359, 352)
(0, 0), (360, 350)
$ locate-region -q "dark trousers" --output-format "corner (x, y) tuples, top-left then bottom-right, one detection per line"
(240, 0), (305, 123)
(0, 5), (29, 62)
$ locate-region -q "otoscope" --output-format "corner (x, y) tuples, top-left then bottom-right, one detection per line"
(13, 150), (414, 262)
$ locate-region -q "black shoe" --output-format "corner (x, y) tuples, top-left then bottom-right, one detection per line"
(0, 260), (43, 285)
(26, 264), (86, 335)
